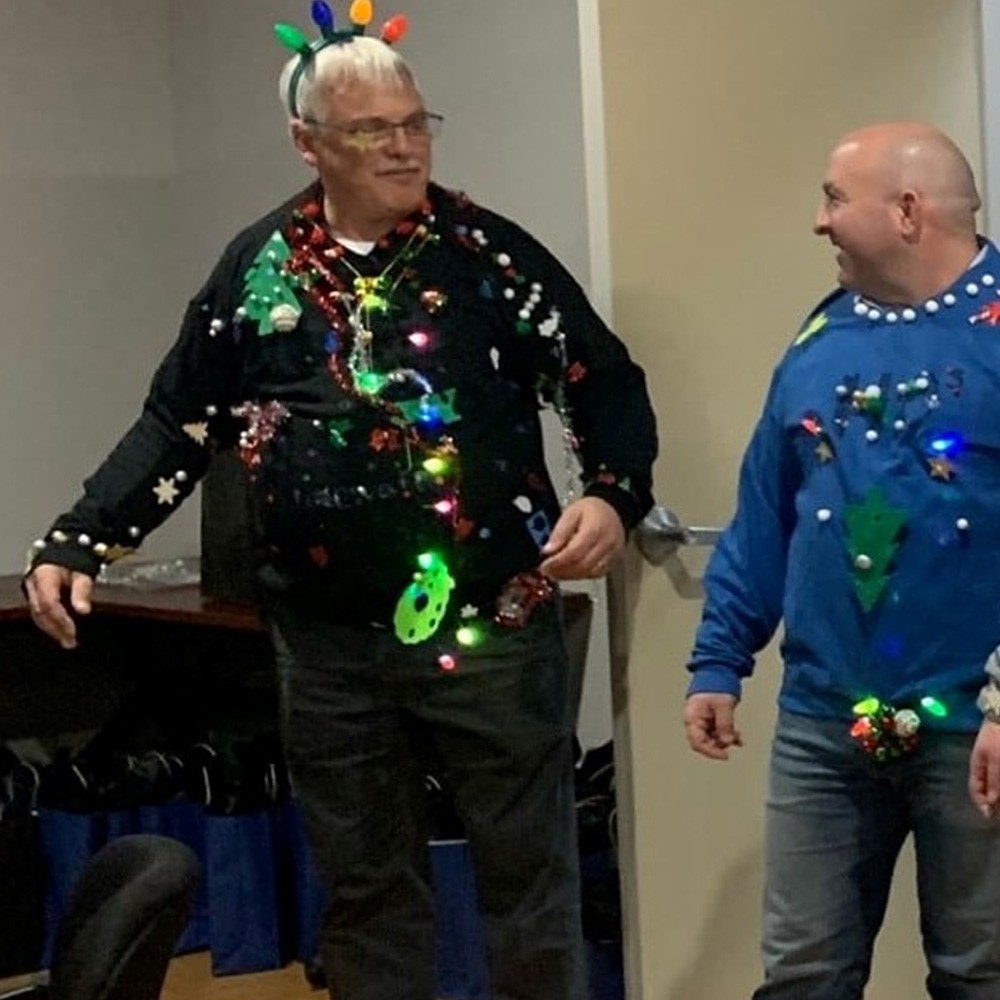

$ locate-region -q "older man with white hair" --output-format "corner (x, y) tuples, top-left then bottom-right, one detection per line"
(22, 4), (658, 999)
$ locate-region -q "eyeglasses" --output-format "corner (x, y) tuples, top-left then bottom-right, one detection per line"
(303, 110), (444, 147)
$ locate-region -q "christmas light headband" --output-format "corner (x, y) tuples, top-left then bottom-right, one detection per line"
(276, 1), (410, 117)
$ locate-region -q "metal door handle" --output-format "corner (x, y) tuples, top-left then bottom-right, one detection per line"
(636, 506), (723, 565)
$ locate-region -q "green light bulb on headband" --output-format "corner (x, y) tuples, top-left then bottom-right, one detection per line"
(274, 23), (312, 55)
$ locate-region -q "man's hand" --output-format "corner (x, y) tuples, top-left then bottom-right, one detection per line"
(969, 719), (1000, 819)
(538, 497), (625, 580)
(684, 693), (743, 760)
(23, 564), (94, 650)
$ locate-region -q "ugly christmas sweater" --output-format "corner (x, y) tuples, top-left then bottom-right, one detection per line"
(688, 241), (1000, 732)
(30, 183), (657, 643)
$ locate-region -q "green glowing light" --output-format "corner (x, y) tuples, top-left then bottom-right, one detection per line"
(853, 697), (880, 716)
(456, 626), (482, 648)
(920, 696), (948, 719)
(356, 372), (387, 395)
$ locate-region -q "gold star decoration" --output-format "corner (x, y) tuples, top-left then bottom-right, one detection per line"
(101, 544), (136, 563)
(928, 457), (955, 481)
(816, 440), (835, 463)
(153, 477), (181, 505)
(183, 421), (210, 445)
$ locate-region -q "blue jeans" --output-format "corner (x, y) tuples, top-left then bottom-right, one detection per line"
(754, 711), (1000, 1000)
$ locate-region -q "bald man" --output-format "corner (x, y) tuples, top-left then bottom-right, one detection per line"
(685, 123), (1000, 999)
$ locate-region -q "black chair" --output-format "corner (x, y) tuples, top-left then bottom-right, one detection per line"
(2, 834), (199, 1000)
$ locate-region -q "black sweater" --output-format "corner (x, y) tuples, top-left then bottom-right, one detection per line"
(32, 183), (657, 632)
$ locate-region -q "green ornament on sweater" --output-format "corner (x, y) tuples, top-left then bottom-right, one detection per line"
(844, 487), (907, 612)
(241, 231), (302, 335)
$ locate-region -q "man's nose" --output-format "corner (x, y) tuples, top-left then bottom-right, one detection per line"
(385, 124), (414, 154)
(813, 203), (830, 236)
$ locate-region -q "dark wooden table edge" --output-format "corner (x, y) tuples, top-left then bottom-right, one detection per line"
(0, 575), (262, 632)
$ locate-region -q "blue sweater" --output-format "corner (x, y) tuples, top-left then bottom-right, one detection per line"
(689, 241), (1000, 731)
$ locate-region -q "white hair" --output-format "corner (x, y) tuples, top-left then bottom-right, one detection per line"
(278, 36), (419, 120)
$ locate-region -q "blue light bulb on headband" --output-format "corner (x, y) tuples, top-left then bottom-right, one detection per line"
(311, 0), (336, 39)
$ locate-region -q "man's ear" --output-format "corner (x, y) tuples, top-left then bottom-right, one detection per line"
(898, 189), (922, 242)
(290, 120), (319, 169)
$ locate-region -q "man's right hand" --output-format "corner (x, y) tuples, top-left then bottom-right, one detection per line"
(684, 692), (742, 760)
(23, 564), (94, 650)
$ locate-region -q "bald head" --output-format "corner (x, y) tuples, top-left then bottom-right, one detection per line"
(815, 122), (981, 303)
(833, 122), (980, 233)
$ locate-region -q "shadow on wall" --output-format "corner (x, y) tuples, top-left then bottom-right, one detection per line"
(666, 847), (764, 1000)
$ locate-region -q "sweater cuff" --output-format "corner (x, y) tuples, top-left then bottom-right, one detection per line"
(26, 541), (103, 581)
(978, 678), (1000, 724)
(583, 483), (643, 532)
(687, 665), (743, 701)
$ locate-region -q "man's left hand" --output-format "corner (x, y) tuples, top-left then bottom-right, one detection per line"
(538, 497), (625, 580)
(969, 719), (1000, 819)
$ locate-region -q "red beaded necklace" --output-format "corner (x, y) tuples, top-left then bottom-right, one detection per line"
(287, 191), (436, 404)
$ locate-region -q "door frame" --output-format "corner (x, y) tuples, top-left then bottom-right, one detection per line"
(575, 2), (644, 995)
(981, 0), (999, 236)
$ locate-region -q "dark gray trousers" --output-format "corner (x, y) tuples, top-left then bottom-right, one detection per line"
(269, 600), (588, 1000)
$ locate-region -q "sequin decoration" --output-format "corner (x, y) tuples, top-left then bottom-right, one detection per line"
(420, 289), (448, 315)
(495, 570), (553, 628)
(308, 545), (330, 568)
(850, 698), (920, 761)
(799, 412), (837, 464)
(328, 418), (352, 448)
(970, 301), (1000, 326)
(927, 456), (955, 481)
(232, 400), (291, 469)
(370, 427), (403, 452)
(352, 275), (392, 313)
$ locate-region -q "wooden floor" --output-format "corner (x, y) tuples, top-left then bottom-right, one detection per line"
(161, 953), (320, 999)
(0, 953), (320, 1000)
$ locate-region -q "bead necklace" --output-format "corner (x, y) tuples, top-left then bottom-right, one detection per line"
(332, 224), (431, 391)
(287, 196), (436, 405)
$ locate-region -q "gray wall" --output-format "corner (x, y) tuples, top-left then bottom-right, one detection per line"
(0, 0), (188, 568)
(2, 0), (614, 744)
(2, 0), (591, 567)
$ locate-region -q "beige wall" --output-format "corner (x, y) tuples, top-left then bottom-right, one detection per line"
(598, 2), (984, 997)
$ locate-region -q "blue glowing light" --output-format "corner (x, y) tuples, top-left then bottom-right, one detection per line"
(928, 433), (963, 456)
